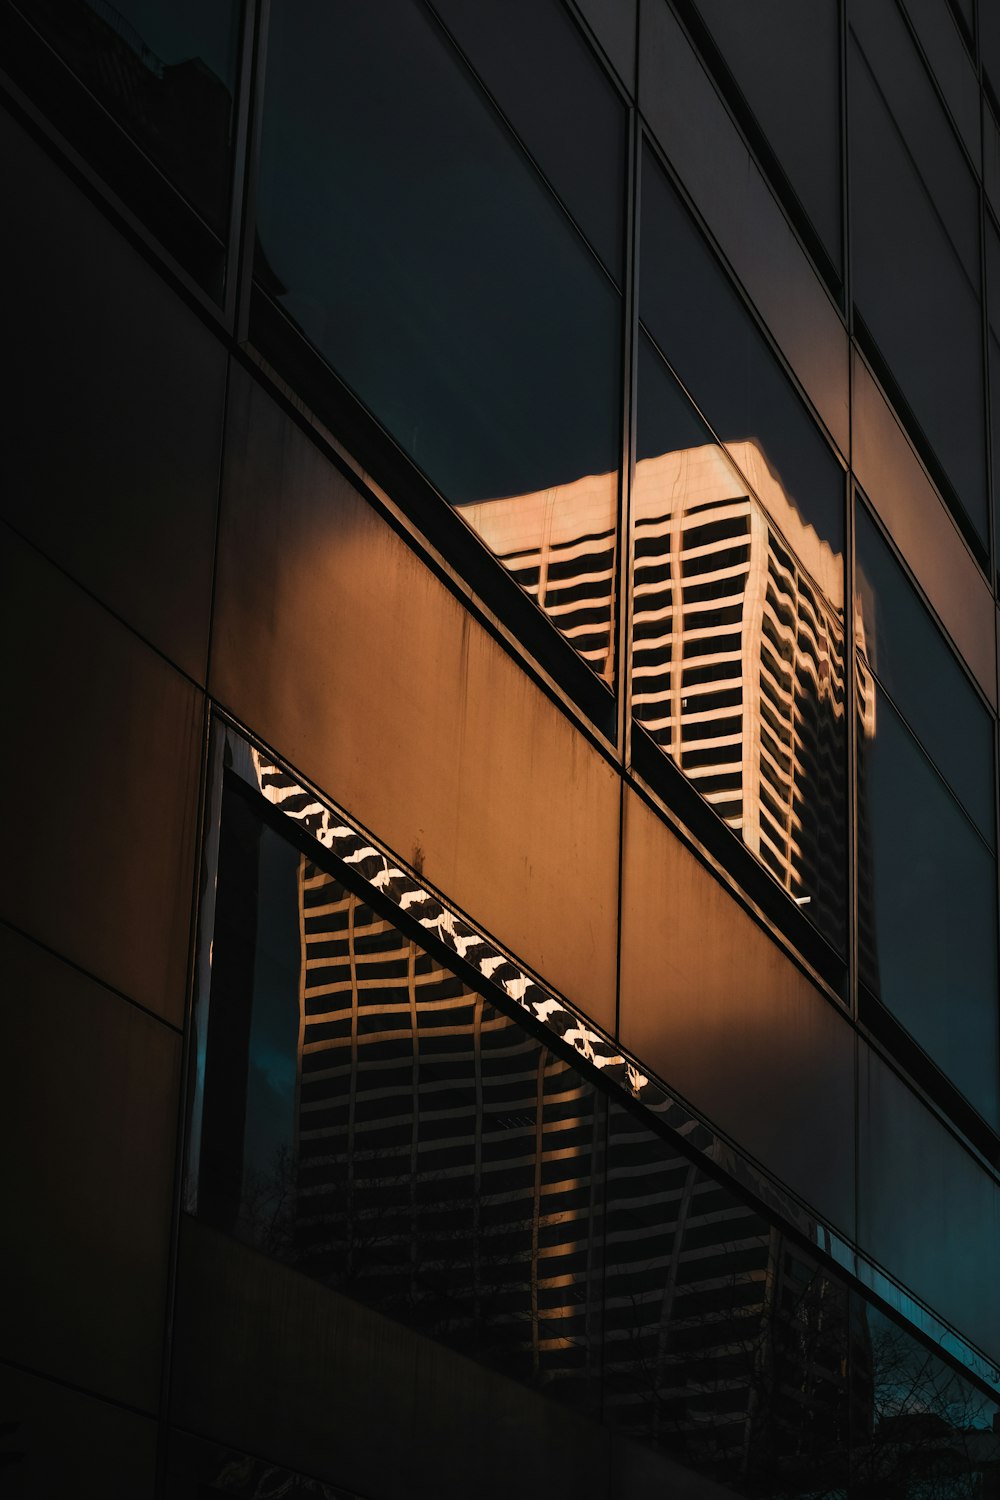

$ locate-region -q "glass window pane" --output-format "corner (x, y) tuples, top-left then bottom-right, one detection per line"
(256, 0), (622, 685)
(431, 0), (626, 277)
(574, 0), (636, 91)
(856, 502), (995, 842)
(849, 21), (987, 543)
(8, 0), (240, 239)
(984, 0), (1000, 99)
(639, 144), (845, 558)
(196, 766), (1000, 1494)
(603, 1104), (850, 1496)
(988, 218), (1000, 589)
(633, 332), (847, 950)
(857, 685), (999, 1126)
(852, 0), (978, 283)
(851, 1301), (1000, 1497)
(690, 0), (842, 274)
(196, 789), (605, 1413)
(901, 0), (979, 162)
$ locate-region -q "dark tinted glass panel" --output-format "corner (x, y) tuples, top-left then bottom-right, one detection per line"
(5, 0), (239, 270)
(901, 0), (979, 161)
(850, 1301), (1000, 1497)
(575, 0), (637, 90)
(198, 791), (605, 1411)
(603, 1103), (850, 1497)
(690, 0), (842, 273)
(639, 144), (845, 558)
(431, 0), (626, 276)
(852, 0), (978, 282)
(194, 772), (999, 1493)
(240, 824), (300, 1202)
(633, 333), (847, 950)
(856, 503), (995, 842)
(857, 685), (999, 1126)
(849, 22), (987, 542)
(988, 219), (1000, 587)
(256, 0), (621, 684)
(985, 1), (1000, 97)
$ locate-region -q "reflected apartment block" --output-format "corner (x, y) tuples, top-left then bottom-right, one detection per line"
(459, 469), (619, 685)
(464, 442), (847, 934)
(290, 862), (604, 1396)
(6, 0), (1000, 1495)
(275, 858), (848, 1488)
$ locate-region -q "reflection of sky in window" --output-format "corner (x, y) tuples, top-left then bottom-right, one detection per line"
(865, 1307), (999, 1435)
(243, 826), (300, 1194)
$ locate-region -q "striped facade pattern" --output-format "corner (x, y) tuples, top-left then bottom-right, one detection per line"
(467, 444), (847, 937)
(459, 469), (618, 684)
(631, 444), (846, 935)
(290, 859), (846, 1475)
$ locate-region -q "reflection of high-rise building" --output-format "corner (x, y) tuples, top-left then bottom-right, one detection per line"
(288, 858), (848, 1485)
(466, 441), (846, 935)
(632, 442), (845, 931)
(292, 861), (603, 1393)
(7, 1), (1000, 1496)
(459, 469), (619, 685)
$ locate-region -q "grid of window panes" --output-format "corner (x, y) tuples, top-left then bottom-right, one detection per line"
(9, 0), (1000, 1191)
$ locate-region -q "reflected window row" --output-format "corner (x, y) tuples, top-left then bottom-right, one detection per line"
(191, 779), (1000, 1500)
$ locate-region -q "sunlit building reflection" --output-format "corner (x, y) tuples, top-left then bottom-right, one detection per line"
(459, 469), (618, 685)
(462, 439), (846, 940)
(237, 859), (850, 1492)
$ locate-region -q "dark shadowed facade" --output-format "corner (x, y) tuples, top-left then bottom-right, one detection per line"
(3, 1), (1000, 1497)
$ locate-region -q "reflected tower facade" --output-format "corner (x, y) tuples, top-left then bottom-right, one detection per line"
(465, 438), (847, 942)
(225, 833), (854, 1494)
(4, 0), (1000, 1496)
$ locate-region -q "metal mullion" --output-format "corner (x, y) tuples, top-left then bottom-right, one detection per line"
(844, 0), (857, 1020)
(222, 0), (260, 332)
(846, 478), (860, 1028)
(234, 0), (271, 346)
(840, 0), (851, 319)
(617, 106), (641, 768)
(612, 97), (640, 1056)
(994, 665), (1000, 1154)
(153, 700), (221, 1498)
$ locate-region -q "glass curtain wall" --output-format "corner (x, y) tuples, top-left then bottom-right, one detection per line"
(245, 0), (1000, 1122)
(686, 0), (843, 293)
(635, 145), (848, 956)
(855, 500), (999, 1128)
(191, 770), (1000, 1500)
(849, 0), (988, 551)
(253, 0), (625, 688)
(242, 0), (1000, 1128)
